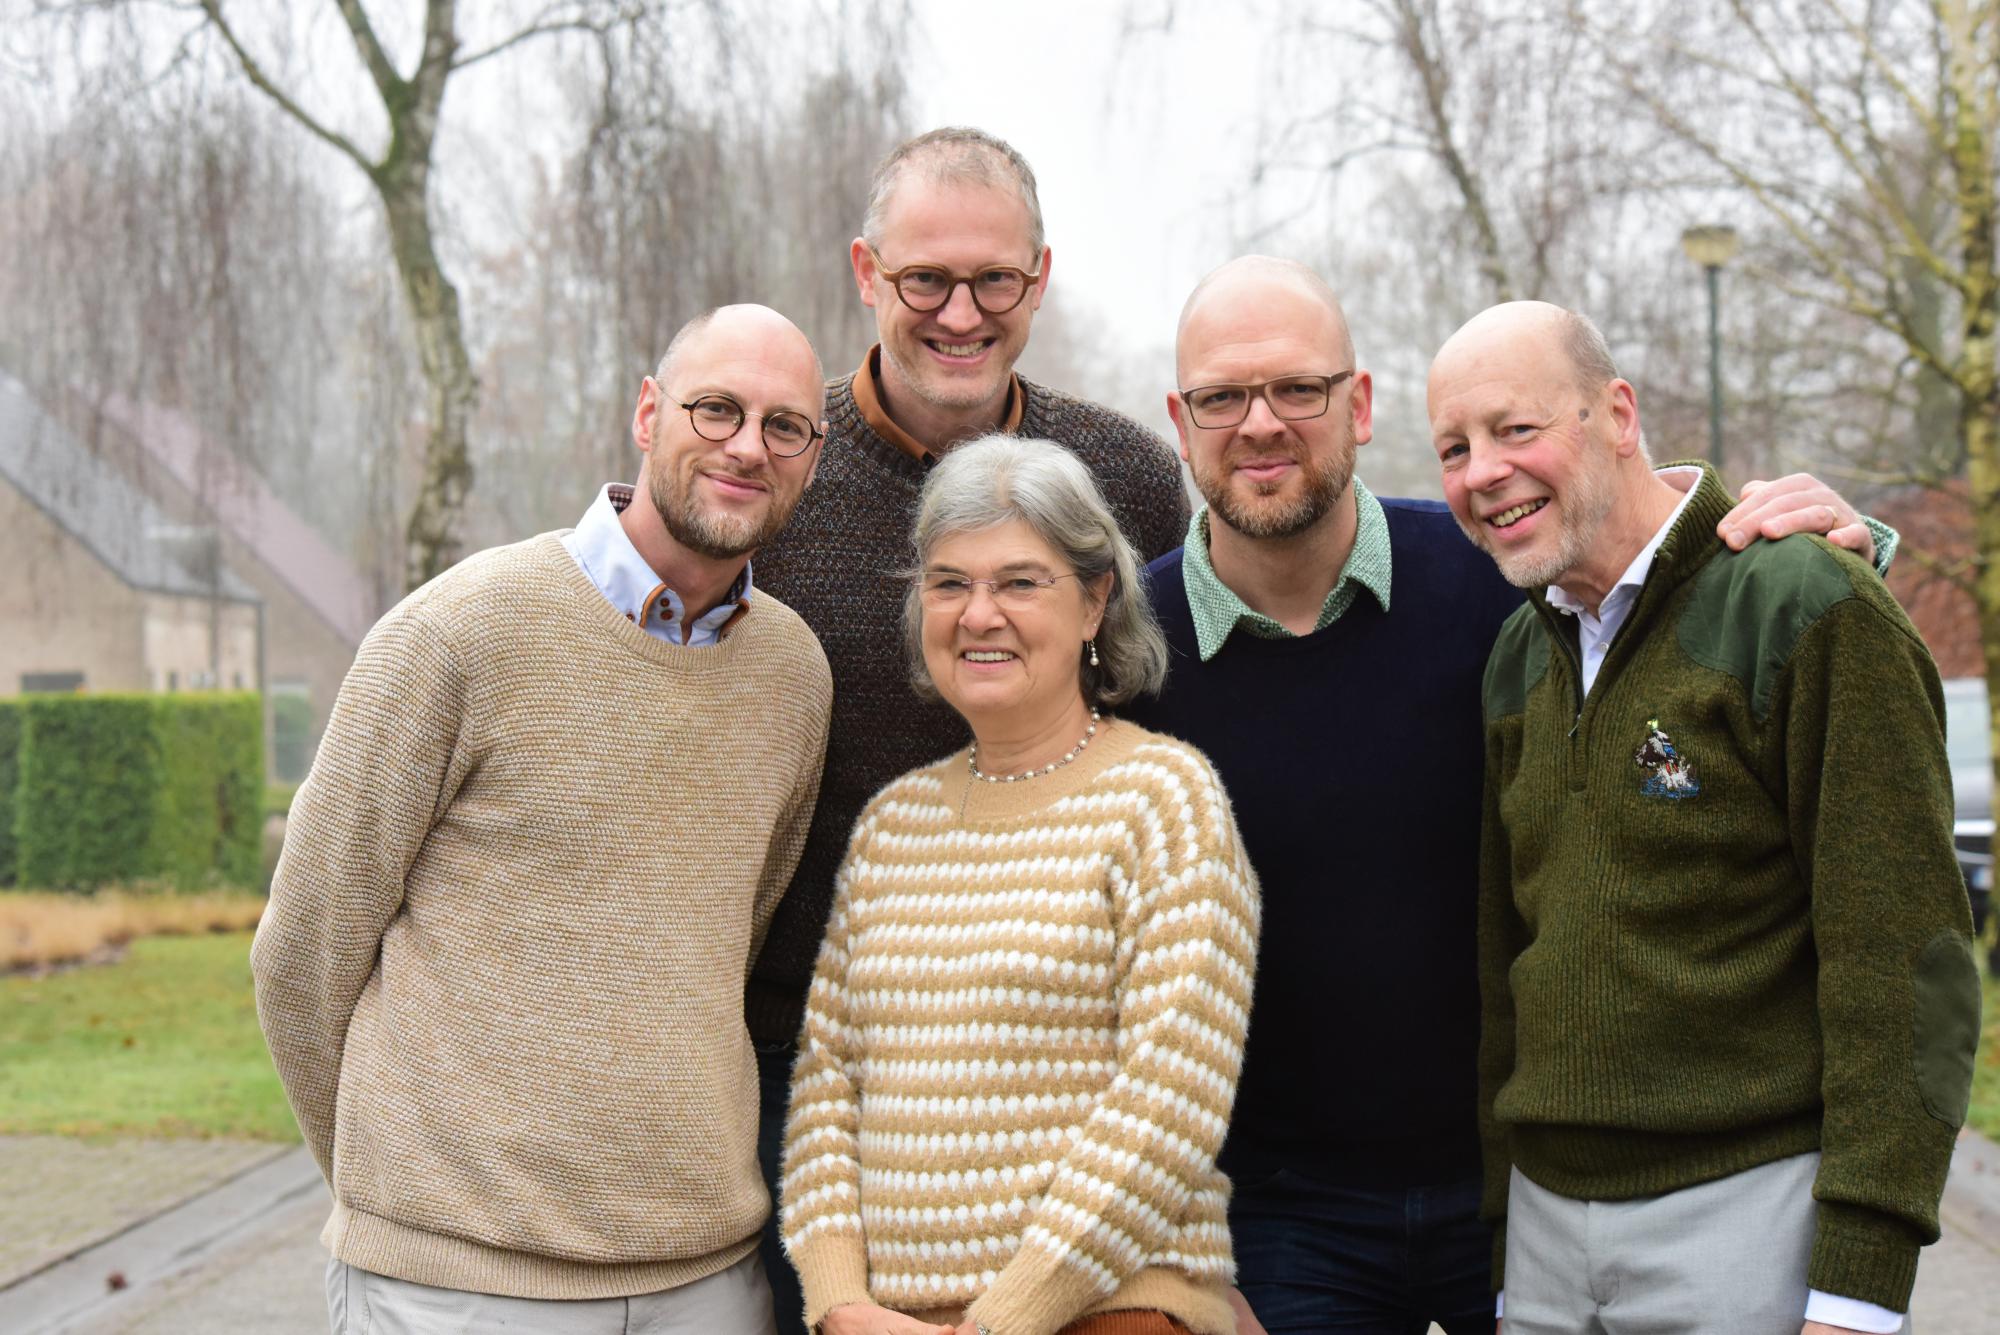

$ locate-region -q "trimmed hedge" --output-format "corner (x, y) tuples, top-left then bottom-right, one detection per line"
(0, 700), (19, 886)
(150, 694), (264, 888)
(13, 693), (263, 891)
(271, 691), (313, 783)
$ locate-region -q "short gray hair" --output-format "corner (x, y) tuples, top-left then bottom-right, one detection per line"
(653, 310), (717, 386)
(1558, 308), (1650, 463)
(903, 436), (1168, 707)
(1559, 309), (1618, 394)
(862, 127), (1046, 261)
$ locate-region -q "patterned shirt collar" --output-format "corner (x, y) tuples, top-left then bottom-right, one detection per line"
(565, 483), (751, 645)
(850, 344), (1025, 464)
(1180, 478), (1393, 662)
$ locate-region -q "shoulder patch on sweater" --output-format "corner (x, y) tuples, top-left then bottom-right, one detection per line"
(1483, 604), (1551, 722)
(1677, 536), (1863, 722)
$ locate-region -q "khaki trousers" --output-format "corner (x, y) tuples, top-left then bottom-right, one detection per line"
(326, 1252), (778, 1335)
(1502, 1153), (1911, 1335)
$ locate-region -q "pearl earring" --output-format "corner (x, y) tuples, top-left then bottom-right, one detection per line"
(1088, 639), (1099, 668)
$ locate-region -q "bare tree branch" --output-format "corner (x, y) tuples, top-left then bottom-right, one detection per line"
(1725, 0), (1964, 296)
(330, 0), (405, 100)
(196, 1), (375, 172)
(453, 5), (639, 71)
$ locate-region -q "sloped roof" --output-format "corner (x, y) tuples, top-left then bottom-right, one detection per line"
(0, 371), (260, 605)
(92, 393), (377, 647)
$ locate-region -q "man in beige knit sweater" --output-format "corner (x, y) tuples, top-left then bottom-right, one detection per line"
(254, 304), (834, 1334)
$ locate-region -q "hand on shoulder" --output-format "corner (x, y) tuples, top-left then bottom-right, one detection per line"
(1718, 473), (1875, 565)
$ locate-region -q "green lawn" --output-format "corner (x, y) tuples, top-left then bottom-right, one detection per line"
(0, 928), (1995, 1148)
(0, 931), (297, 1140)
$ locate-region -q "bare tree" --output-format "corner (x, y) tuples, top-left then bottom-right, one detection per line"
(1185, 0), (1651, 308)
(181, 1), (641, 589)
(1116, 0), (1686, 494)
(1592, 0), (1999, 824)
(0, 73), (339, 488)
(454, 3), (910, 542)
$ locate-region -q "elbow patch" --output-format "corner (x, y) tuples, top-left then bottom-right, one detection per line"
(1913, 931), (1980, 1127)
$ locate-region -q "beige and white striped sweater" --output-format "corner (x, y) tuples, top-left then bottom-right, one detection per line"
(779, 721), (1260, 1335)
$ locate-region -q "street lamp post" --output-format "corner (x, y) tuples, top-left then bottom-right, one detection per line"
(1680, 224), (1740, 480)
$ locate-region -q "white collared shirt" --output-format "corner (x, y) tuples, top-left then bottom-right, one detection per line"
(560, 484), (749, 646)
(1544, 467), (1700, 696)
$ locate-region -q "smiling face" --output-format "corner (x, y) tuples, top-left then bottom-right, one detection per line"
(919, 518), (1105, 733)
(1427, 317), (1629, 591)
(634, 310), (823, 560)
(1168, 274), (1371, 541)
(854, 181), (1050, 425)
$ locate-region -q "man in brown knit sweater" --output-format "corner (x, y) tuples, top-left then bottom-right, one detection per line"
(254, 305), (833, 1333)
(745, 128), (1191, 1329)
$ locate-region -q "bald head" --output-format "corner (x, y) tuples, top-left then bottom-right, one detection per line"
(1430, 300), (1617, 400)
(656, 303), (824, 396)
(1176, 256), (1355, 379)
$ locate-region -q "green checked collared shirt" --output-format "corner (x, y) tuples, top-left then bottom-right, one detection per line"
(1180, 478), (1394, 661)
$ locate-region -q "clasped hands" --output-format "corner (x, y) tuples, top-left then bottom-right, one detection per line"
(817, 1301), (969, 1335)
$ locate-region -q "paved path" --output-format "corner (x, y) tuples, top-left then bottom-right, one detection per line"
(0, 1137), (284, 1288)
(4, 1131), (1998, 1333)
(0, 1143), (323, 1334)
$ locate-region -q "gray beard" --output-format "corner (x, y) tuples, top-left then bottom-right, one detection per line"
(1455, 459), (1619, 591)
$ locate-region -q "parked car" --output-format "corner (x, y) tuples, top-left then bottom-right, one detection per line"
(1943, 677), (1998, 975)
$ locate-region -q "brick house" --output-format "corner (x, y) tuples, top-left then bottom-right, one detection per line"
(0, 370), (262, 702)
(1875, 482), (1982, 680)
(85, 394), (378, 780)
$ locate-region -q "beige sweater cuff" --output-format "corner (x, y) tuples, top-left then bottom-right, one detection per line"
(791, 1234), (875, 1332)
(967, 1241), (1104, 1335)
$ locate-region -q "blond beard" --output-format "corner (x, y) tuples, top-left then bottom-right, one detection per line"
(650, 465), (790, 560)
(1194, 432), (1355, 541)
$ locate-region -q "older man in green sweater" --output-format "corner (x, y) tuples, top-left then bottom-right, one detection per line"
(1428, 301), (1979, 1335)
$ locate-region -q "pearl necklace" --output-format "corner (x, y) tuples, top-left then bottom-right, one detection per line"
(969, 710), (1101, 784)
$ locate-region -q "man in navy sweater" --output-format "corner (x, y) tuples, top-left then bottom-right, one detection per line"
(1123, 256), (1889, 1335)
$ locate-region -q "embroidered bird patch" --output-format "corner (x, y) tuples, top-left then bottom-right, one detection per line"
(1634, 718), (1701, 799)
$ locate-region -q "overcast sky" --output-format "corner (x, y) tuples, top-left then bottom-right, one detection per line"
(8, 0), (1418, 470)
(910, 1), (1276, 373)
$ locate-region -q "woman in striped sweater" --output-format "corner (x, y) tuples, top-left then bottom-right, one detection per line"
(779, 436), (1261, 1335)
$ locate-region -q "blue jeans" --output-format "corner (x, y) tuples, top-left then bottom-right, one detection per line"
(1230, 1166), (1493, 1334)
(755, 1038), (808, 1335)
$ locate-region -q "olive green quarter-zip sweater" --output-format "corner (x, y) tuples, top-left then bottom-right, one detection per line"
(1476, 467), (1980, 1311)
